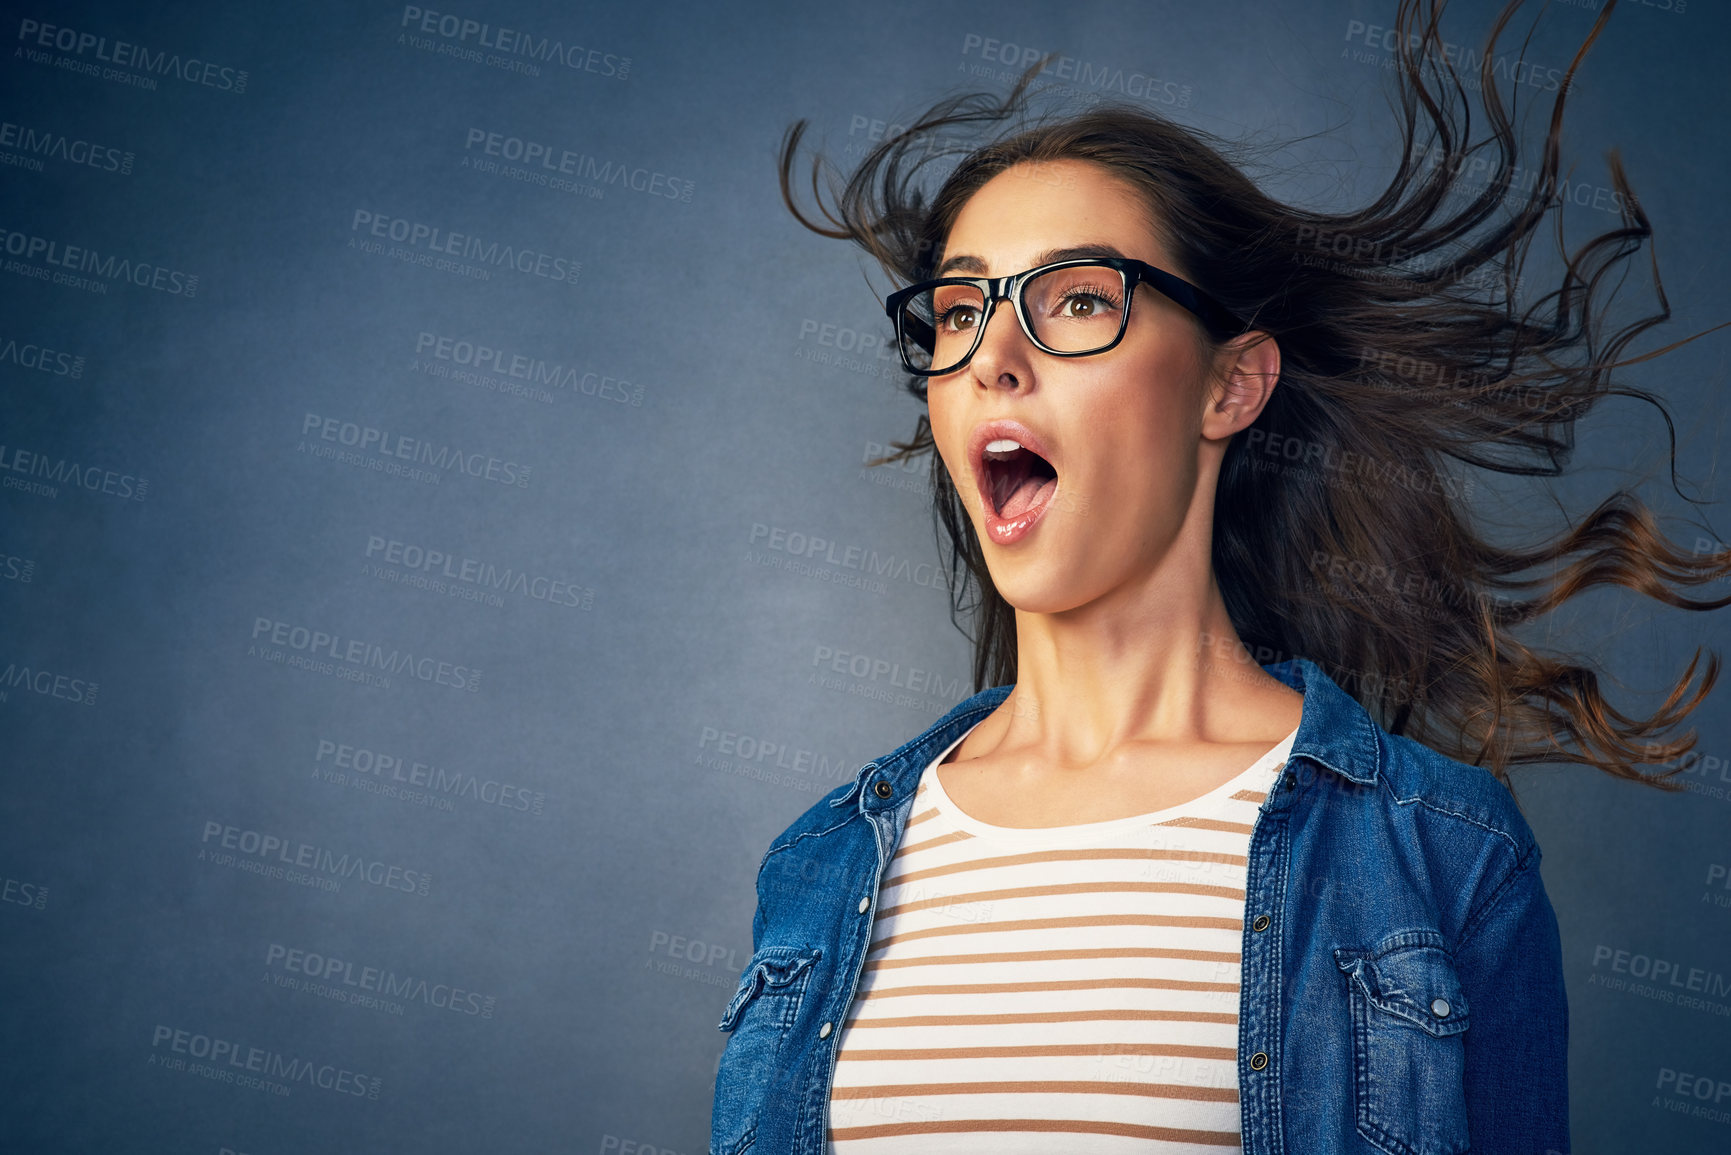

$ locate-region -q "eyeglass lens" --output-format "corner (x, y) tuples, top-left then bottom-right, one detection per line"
(898, 264), (1130, 374)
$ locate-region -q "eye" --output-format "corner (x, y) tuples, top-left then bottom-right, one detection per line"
(937, 303), (981, 332)
(1054, 287), (1121, 319)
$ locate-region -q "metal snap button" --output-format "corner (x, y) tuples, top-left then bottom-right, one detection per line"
(857, 896), (870, 914)
(1431, 997), (1451, 1018)
(1251, 914), (1270, 933)
(873, 780), (893, 799)
(1249, 1051), (1268, 1070)
(819, 1021), (833, 1039)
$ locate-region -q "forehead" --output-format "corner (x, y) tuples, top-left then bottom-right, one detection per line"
(938, 159), (1172, 275)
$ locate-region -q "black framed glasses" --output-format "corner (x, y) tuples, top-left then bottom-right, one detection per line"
(883, 256), (1245, 377)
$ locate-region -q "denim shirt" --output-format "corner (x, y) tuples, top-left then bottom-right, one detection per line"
(711, 657), (1569, 1155)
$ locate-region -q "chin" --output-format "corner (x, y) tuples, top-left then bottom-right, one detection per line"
(979, 556), (1096, 617)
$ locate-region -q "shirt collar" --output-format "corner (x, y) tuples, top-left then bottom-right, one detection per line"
(837, 654), (1384, 814)
(1263, 655), (1383, 787)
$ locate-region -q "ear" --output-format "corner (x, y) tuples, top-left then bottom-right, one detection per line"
(1201, 331), (1280, 441)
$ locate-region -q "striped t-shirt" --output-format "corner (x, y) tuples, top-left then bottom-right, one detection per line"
(827, 722), (1299, 1153)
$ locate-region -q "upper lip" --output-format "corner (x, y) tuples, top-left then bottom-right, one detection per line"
(965, 419), (1058, 514)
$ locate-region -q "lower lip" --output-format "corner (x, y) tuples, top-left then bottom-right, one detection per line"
(982, 481), (1058, 545)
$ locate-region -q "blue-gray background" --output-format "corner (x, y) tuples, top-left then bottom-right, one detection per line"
(3, 1), (1728, 1152)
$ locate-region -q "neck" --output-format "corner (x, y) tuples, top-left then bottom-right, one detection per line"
(993, 470), (1299, 768)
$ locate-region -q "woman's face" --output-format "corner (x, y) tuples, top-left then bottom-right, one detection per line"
(926, 158), (1253, 617)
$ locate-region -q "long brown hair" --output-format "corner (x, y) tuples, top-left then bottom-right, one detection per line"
(777, 0), (1731, 791)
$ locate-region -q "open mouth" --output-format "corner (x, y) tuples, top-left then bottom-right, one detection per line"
(982, 439), (1059, 520)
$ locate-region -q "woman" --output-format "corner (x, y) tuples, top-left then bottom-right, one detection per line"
(712, 1), (1730, 1151)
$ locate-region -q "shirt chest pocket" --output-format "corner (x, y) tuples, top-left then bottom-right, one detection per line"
(1334, 931), (1472, 1155)
(712, 946), (822, 1155)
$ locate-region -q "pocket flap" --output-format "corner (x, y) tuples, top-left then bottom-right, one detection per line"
(1335, 935), (1470, 1038)
(716, 946), (821, 1033)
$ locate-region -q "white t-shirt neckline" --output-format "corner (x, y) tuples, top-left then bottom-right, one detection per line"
(919, 721), (1300, 845)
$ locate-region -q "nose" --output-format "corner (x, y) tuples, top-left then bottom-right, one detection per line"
(966, 293), (1034, 391)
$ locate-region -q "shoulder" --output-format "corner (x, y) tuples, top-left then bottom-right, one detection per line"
(1374, 729), (1540, 867)
(757, 778), (860, 867)
(1274, 654), (1540, 870)
(753, 687), (1013, 872)
(1293, 723), (1553, 953)
(1359, 729), (1548, 944)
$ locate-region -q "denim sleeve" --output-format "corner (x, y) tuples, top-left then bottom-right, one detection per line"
(1455, 848), (1571, 1155)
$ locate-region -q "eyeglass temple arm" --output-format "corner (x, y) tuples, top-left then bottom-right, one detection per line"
(1133, 262), (1245, 334)
(897, 308), (936, 353)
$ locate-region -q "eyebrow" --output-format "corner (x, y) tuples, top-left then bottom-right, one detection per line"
(935, 243), (1132, 277)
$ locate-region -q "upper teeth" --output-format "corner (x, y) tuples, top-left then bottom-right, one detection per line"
(984, 439), (1022, 454)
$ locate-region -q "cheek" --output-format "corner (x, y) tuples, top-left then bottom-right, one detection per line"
(927, 397), (974, 495)
(1080, 445), (1161, 511)
(1106, 364), (1202, 452)
(1073, 400), (1196, 510)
